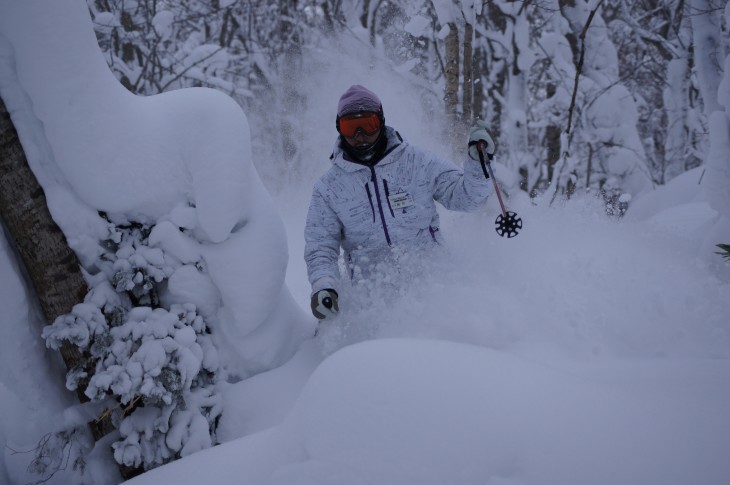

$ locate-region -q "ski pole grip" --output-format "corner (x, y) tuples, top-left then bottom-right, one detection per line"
(477, 141), (493, 161)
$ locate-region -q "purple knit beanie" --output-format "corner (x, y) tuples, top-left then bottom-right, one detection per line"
(337, 85), (383, 117)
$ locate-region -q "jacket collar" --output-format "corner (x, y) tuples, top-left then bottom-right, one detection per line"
(330, 126), (405, 173)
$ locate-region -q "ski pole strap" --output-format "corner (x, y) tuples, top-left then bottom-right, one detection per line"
(469, 140), (490, 179)
(479, 157), (490, 180)
(476, 142), (508, 218)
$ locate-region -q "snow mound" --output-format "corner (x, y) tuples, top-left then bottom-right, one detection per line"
(0, 0), (311, 376)
(127, 338), (730, 485)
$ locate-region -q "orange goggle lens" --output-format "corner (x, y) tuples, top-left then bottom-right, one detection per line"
(338, 112), (382, 137)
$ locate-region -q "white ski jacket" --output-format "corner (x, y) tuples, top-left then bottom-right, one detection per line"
(304, 127), (493, 294)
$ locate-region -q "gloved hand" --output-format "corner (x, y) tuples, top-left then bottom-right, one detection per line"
(468, 120), (496, 161)
(311, 289), (339, 320)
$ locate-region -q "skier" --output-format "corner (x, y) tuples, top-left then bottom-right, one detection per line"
(304, 84), (495, 319)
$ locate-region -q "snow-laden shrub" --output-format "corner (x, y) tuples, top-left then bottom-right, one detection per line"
(104, 221), (172, 307)
(14, 426), (91, 484)
(42, 219), (224, 471)
(717, 244), (730, 261)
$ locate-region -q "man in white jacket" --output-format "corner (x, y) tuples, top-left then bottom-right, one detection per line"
(305, 85), (495, 319)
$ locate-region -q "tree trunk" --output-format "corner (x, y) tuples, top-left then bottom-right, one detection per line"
(444, 22), (460, 154)
(545, 83), (562, 187)
(462, 22), (474, 127)
(361, 0), (371, 29)
(0, 96), (132, 476)
(472, 45), (485, 122)
(367, 0), (385, 47)
(0, 97), (88, 362)
(279, 0), (304, 182)
(688, 0), (724, 116)
(484, 2), (508, 142)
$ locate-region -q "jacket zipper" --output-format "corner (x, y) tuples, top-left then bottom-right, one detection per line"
(369, 166), (392, 246)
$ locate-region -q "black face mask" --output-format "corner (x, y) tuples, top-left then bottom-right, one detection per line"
(341, 130), (387, 165)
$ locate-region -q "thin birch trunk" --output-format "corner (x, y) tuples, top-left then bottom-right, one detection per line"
(444, 22), (460, 155)
(462, 22), (474, 127)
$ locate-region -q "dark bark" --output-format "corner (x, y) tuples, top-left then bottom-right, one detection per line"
(444, 23), (459, 118)
(462, 22), (474, 126)
(0, 98), (88, 351)
(563, 0), (606, 135)
(0, 96), (135, 479)
(472, 45), (485, 122)
(483, 2), (508, 142)
(444, 22), (459, 154)
(551, 0), (606, 204)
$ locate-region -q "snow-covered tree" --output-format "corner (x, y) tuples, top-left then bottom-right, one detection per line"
(83, 0), (726, 204)
(89, 0), (235, 95)
(696, 0), (730, 271)
(2, 0), (310, 479)
(42, 219), (225, 473)
(606, 0), (704, 184)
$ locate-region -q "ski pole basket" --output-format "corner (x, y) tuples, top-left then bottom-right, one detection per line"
(476, 141), (523, 238)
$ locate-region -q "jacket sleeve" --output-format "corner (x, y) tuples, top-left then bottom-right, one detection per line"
(429, 151), (493, 211)
(304, 182), (342, 294)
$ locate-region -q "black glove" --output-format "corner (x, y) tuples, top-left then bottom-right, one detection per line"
(311, 289), (339, 320)
(467, 120), (496, 161)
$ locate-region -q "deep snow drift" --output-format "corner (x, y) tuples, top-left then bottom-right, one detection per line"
(129, 338), (730, 485)
(1, 1), (729, 484)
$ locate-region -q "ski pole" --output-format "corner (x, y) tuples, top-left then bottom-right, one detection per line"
(477, 141), (523, 238)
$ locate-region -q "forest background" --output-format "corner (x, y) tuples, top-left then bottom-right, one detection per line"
(1, 0), (729, 483)
(87, 0), (727, 208)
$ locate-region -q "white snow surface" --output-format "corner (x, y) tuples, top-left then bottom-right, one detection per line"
(0, 0), (311, 380)
(0, 1), (729, 485)
(130, 339), (730, 485)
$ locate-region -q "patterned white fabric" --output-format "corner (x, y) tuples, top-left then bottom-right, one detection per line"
(304, 127), (493, 294)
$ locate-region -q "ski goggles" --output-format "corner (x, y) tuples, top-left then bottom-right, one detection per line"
(337, 112), (382, 137)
